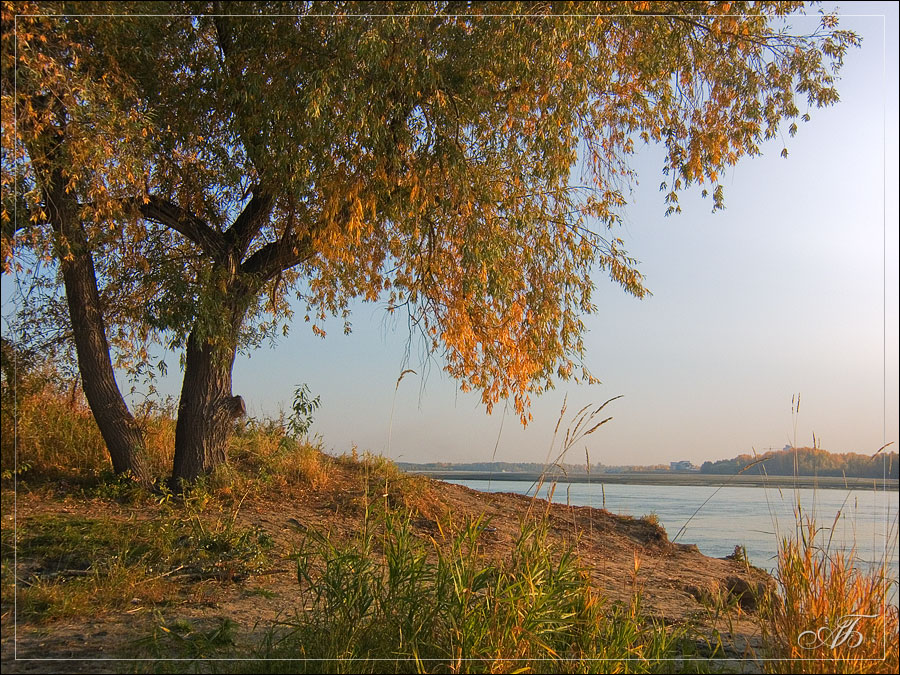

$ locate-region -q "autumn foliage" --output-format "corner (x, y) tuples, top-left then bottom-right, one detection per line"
(2, 2), (860, 479)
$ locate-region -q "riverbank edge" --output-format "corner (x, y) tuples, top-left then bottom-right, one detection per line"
(415, 471), (899, 490)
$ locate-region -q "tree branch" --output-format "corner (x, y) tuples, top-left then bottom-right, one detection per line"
(213, 12), (270, 175)
(241, 233), (315, 284)
(138, 196), (227, 260)
(224, 188), (274, 260)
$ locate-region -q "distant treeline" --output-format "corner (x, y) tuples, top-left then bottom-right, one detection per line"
(396, 461), (596, 474)
(699, 447), (897, 479)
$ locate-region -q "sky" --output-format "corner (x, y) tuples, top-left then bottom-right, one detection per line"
(4, 3), (899, 467)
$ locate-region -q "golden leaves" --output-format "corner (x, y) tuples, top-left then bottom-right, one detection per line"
(1, 2), (857, 429)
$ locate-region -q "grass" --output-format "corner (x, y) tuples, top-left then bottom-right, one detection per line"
(246, 508), (711, 673)
(641, 512), (661, 529)
(0, 387), (173, 483)
(1, 492), (274, 623)
(759, 513), (899, 673)
(0, 380), (337, 525)
(752, 396), (899, 673)
(227, 415), (330, 493)
(136, 613), (241, 660)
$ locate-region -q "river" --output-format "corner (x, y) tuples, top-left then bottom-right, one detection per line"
(447, 479), (899, 579)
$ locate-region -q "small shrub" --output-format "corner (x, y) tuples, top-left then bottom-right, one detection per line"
(287, 383), (320, 440)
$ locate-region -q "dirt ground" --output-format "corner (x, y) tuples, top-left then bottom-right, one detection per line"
(1, 462), (774, 672)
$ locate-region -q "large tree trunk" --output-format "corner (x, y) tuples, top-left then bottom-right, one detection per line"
(52, 188), (152, 484)
(171, 324), (245, 484)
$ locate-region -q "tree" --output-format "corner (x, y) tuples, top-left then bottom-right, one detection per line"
(3, 1), (859, 483)
(1, 2), (156, 483)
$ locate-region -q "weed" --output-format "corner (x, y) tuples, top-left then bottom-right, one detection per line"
(136, 611), (238, 659)
(641, 511), (661, 528)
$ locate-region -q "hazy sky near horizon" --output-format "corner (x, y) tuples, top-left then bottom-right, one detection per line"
(4, 3), (899, 467)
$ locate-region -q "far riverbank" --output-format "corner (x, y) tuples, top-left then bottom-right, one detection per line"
(410, 470), (899, 490)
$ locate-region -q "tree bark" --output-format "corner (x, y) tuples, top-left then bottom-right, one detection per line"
(51, 185), (152, 484)
(171, 321), (245, 484)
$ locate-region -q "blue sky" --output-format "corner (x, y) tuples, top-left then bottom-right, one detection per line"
(4, 3), (898, 467)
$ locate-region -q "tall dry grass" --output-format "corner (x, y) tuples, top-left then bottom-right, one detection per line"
(1, 379), (329, 495)
(0, 386), (174, 481)
(761, 513), (898, 673)
(757, 394), (899, 673)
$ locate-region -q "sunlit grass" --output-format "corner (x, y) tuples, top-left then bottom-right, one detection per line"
(3, 380), (898, 672)
(1, 381), (331, 498)
(760, 513), (898, 673)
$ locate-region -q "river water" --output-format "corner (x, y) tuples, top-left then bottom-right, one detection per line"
(447, 479), (899, 579)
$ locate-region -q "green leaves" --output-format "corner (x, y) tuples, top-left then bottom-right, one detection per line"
(287, 383), (321, 440)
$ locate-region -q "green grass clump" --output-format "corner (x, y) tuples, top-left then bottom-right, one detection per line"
(136, 613), (240, 660)
(252, 508), (708, 674)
